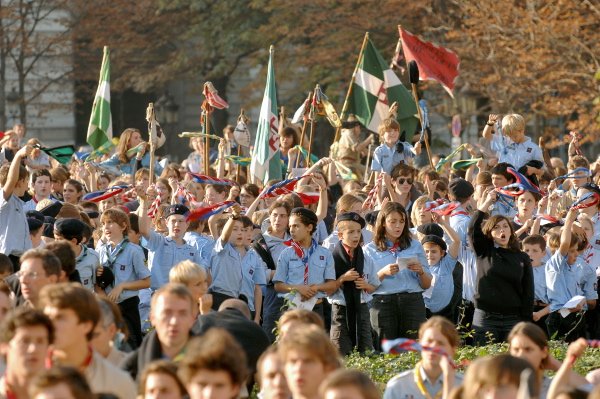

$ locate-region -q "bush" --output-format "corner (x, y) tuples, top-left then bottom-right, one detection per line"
(345, 341), (600, 386)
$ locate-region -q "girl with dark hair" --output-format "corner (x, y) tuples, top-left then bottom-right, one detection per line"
(470, 188), (534, 344)
(62, 179), (84, 205)
(363, 202), (431, 342)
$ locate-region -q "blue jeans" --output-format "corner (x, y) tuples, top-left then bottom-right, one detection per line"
(473, 308), (521, 345)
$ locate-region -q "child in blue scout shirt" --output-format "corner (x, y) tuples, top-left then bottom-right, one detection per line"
(53, 218), (100, 292)
(184, 217), (214, 268)
(522, 234), (550, 335)
(370, 118), (421, 177)
(240, 219), (267, 322)
(96, 207), (150, 348)
(363, 202), (431, 342)
(138, 186), (203, 291)
(483, 113), (544, 180)
(545, 209), (586, 342)
(328, 212), (379, 356)
(209, 208), (266, 311)
(421, 215), (460, 321)
(273, 207), (336, 320)
(0, 145), (32, 270)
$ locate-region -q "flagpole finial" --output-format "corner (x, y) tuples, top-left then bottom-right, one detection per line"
(269, 45), (274, 53)
(365, 32), (369, 39)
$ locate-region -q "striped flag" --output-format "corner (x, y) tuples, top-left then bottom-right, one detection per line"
(250, 46), (283, 184)
(348, 37), (418, 140)
(86, 46), (113, 150)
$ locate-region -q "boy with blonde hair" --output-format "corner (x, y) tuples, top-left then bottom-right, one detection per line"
(483, 113), (544, 180)
(370, 118), (421, 177)
(169, 260), (212, 315)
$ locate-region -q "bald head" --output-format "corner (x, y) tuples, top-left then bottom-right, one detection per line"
(219, 299), (251, 319)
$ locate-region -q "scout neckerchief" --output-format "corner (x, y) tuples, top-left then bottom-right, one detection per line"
(414, 361), (443, 399)
(386, 240), (402, 258)
(332, 241), (364, 348)
(46, 345), (94, 370)
(104, 238), (129, 269)
(450, 207), (468, 217)
(284, 239), (317, 285)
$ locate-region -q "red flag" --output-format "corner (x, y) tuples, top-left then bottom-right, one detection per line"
(398, 27), (460, 97)
(203, 82), (229, 110)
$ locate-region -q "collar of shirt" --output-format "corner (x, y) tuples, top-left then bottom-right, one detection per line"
(342, 243), (355, 260)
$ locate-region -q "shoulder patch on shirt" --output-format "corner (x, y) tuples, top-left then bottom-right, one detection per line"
(120, 265), (126, 271)
(320, 255), (324, 260)
(595, 239), (600, 245)
(526, 147), (532, 153)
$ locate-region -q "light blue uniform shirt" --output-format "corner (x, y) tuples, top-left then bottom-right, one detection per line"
(96, 241), (150, 302)
(532, 264), (549, 303)
(327, 253), (380, 306)
(146, 230), (203, 290)
(363, 239), (429, 295)
(321, 228), (373, 251)
(577, 261), (598, 302)
(273, 244), (335, 299)
(424, 254), (456, 313)
(209, 238), (245, 298)
(240, 249), (267, 311)
(371, 141), (415, 174)
(0, 191), (31, 256)
(76, 245), (100, 291)
(450, 210), (476, 302)
(99, 152), (164, 176)
(184, 231), (214, 268)
(546, 251), (581, 312)
(263, 232), (291, 266)
(490, 133), (544, 170)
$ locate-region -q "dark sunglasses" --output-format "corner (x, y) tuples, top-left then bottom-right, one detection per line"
(397, 178), (413, 185)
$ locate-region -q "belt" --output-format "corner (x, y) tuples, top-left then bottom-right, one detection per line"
(534, 300), (548, 307)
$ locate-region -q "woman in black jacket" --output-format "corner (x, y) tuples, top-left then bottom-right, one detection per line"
(469, 193), (534, 345)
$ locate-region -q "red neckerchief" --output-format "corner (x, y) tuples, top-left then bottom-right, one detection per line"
(284, 239), (317, 285)
(3, 371), (16, 399)
(46, 346), (93, 370)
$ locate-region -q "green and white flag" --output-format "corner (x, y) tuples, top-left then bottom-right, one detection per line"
(86, 46), (113, 150)
(250, 46), (282, 184)
(349, 38), (418, 140)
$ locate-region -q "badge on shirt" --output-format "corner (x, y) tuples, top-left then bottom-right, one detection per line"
(190, 252), (194, 256)
(83, 279), (89, 286)
(526, 147), (532, 153)
(320, 255), (324, 260)
(595, 239), (600, 245)
(120, 265), (126, 271)
(249, 269), (254, 275)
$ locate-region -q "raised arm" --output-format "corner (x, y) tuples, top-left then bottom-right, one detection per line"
(436, 215), (460, 259)
(482, 114), (499, 141)
(559, 209), (577, 256)
(312, 174), (328, 222)
(468, 209), (492, 257)
(137, 185), (155, 239)
(3, 145), (31, 200)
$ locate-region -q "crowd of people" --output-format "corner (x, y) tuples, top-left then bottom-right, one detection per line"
(0, 111), (600, 399)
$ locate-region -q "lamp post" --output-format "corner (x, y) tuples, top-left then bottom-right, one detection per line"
(154, 91), (180, 159)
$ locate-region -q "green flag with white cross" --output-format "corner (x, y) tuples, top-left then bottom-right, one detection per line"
(349, 38), (418, 140)
(86, 46), (113, 150)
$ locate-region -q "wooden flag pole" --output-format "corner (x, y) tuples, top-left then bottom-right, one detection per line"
(294, 92), (312, 170)
(333, 31), (370, 143)
(147, 103), (156, 185)
(363, 143), (373, 184)
(307, 85), (319, 168)
(204, 108), (211, 175)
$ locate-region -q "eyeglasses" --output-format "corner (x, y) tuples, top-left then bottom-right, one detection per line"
(17, 271), (42, 280)
(397, 178), (413, 185)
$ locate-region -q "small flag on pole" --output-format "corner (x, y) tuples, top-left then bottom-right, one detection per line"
(86, 46), (112, 150)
